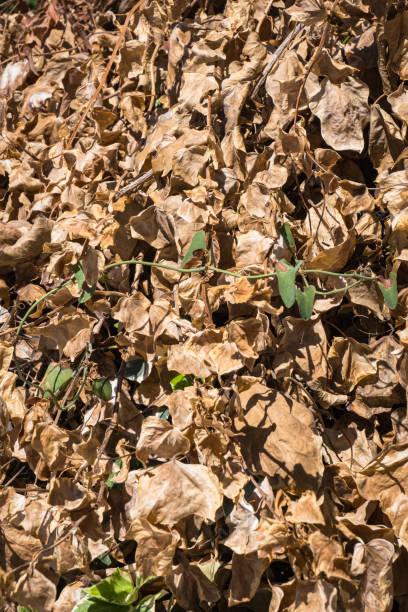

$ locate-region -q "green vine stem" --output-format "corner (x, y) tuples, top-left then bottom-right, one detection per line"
(12, 258), (382, 400)
(104, 259), (376, 282)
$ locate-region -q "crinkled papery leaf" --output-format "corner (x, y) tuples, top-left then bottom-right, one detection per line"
(308, 77), (369, 153)
(286, 0), (327, 25)
(135, 416), (190, 464)
(181, 230), (207, 266)
(129, 460), (223, 525)
(377, 273), (398, 309)
(296, 285), (316, 320)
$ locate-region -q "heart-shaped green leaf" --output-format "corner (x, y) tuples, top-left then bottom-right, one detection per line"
(276, 259), (299, 308)
(295, 285), (316, 320)
(92, 377), (112, 401)
(182, 230), (207, 266)
(40, 364), (74, 400)
(377, 272), (398, 309)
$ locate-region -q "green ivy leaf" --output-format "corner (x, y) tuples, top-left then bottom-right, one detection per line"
(275, 259), (302, 308)
(170, 373), (193, 391)
(92, 377), (113, 401)
(181, 230), (207, 267)
(83, 569), (138, 606)
(135, 590), (168, 611)
(279, 222), (295, 249)
(377, 272), (398, 309)
(72, 597), (131, 612)
(295, 286), (316, 320)
(40, 364), (74, 400)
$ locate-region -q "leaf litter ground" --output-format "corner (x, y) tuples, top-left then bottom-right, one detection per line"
(1, 0), (408, 610)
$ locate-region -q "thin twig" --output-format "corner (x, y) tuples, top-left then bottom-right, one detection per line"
(67, 0), (146, 148)
(7, 514), (88, 578)
(113, 169), (154, 201)
(256, 0), (273, 33)
(293, 0), (341, 127)
(252, 23), (304, 98)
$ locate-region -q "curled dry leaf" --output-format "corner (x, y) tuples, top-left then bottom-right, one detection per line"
(0, 217), (52, 267)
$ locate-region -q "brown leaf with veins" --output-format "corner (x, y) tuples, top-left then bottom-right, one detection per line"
(309, 77), (369, 152)
(135, 416), (190, 464)
(233, 380), (324, 490)
(127, 459), (223, 525)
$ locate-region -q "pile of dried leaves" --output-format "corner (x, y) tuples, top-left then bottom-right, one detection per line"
(1, 0), (408, 609)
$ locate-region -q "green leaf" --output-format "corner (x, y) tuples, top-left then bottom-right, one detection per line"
(106, 459), (122, 489)
(78, 284), (96, 304)
(73, 260), (96, 303)
(72, 597), (132, 612)
(92, 377), (113, 401)
(198, 559), (222, 582)
(181, 230), (207, 267)
(40, 364), (74, 400)
(18, 607), (37, 612)
(377, 272), (398, 309)
(279, 222), (295, 249)
(135, 590), (168, 612)
(73, 261), (85, 290)
(170, 373), (193, 391)
(83, 569), (138, 606)
(133, 574), (156, 592)
(295, 286), (316, 320)
(275, 259), (301, 308)
(99, 554), (113, 567)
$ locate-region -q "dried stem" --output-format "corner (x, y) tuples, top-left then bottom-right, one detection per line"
(293, 0), (341, 127)
(67, 0), (146, 148)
